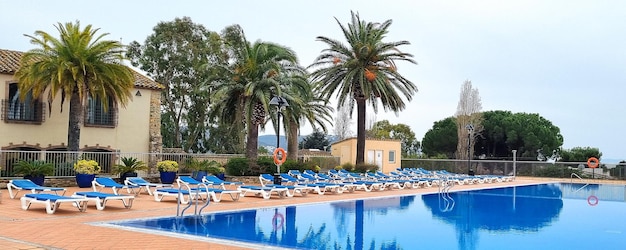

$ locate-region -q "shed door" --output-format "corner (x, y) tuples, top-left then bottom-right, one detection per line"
(375, 150), (383, 168)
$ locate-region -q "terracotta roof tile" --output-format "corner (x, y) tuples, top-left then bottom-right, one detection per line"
(0, 48), (163, 90)
(0, 49), (23, 74)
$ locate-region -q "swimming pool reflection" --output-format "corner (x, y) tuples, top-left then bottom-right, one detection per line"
(115, 184), (621, 250)
(422, 184), (564, 250)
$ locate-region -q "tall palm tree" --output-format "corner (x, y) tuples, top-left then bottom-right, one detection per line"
(210, 25), (301, 166)
(15, 21), (134, 152)
(310, 12), (417, 165)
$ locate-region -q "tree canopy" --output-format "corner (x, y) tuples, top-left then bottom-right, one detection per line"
(16, 21), (134, 151)
(299, 128), (331, 151)
(421, 117), (458, 158)
(422, 111), (564, 159)
(127, 17), (222, 152)
(560, 147), (602, 162)
(366, 120), (419, 157)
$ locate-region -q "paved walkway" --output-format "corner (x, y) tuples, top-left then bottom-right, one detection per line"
(0, 177), (603, 249)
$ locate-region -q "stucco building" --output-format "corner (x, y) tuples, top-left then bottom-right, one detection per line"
(330, 137), (401, 173)
(0, 48), (163, 156)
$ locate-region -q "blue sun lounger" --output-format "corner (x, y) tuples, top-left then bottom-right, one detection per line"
(20, 193), (89, 214)
(7, 179), (67, 199)
(177, 176), (241, 202)
(124, 177), (172, 195)
(72, 191), (134, 210)
(92, 177), (140, 195)
(237, 185), (289, 199)
(202, 175), (243, 189)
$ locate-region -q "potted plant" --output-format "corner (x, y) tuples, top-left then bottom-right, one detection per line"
(157, 160), (179, 184)
(206, 162), (226, 180)
(112, 157), (148, 182)
(74, 159), (101, 188)
(13, 160), (54, 186)
(186, 158), (211, 181)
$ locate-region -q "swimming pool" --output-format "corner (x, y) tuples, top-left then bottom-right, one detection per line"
(106, 183), (626, 249)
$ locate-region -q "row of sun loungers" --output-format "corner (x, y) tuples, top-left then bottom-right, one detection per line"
(7, 167), (514, 214)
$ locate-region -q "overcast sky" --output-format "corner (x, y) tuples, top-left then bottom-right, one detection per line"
(2, 0), (624, 161)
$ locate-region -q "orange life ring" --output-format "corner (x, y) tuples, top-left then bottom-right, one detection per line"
(587, 157), (599, 168)
(587, 195), (598, 206)
(272, 213), (285, 230)
(273, 147), (287, 165)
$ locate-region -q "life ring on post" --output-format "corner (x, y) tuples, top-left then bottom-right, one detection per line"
(273, 147), (287, 165)
(272, 213), (285, 230)
(587, 157), (599, 168)
(587, 195), (598, 206)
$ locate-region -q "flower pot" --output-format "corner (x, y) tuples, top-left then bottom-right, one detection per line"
(192, 171), (207, 181)
(75, 173), (96, 188)
(159, 171), (177, 184)
(25, 175), (45, 186)
(120, 172), (138, 183)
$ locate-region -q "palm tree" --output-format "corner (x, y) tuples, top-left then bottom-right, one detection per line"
(210, 25), (301, 166)
(275, 75), (333, 161)
(15, 21), (134, 152)
(310, 11), (417, 165)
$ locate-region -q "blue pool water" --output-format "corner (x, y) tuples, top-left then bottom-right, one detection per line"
(108, 183), (626, 249)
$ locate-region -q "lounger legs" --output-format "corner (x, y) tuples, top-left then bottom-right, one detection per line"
(20, 197), (88, 214)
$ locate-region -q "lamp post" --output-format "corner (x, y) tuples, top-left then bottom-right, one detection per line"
(465, 124), (474, 176)
(512, 149), (517, 179)
(270, 96), (289, 185)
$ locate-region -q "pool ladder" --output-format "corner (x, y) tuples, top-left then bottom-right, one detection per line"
(438, 177), (455, 212)
(176, 183), (210, 217)
(570, 173), (591, 193)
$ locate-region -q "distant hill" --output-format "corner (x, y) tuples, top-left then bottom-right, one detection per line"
(258, 134), (339, 149)
(258, 135), (290, 148)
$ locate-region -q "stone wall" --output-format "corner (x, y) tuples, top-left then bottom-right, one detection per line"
(148, 90), (163, 173)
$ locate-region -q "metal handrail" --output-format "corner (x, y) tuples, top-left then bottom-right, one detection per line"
(570, 173), (583, 182)
(177, 182), (210, 217)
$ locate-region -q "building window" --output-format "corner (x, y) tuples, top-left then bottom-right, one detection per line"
(85, 95), (116, 127)
(2, 82), (44, 123)
(388, 150), (396, 163)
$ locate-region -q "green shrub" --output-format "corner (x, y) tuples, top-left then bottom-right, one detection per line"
(354, 163), (378, 173)
(535, 165), (581, 178)
(609, 164), (625, 179)
(225, 157), (249, 176)
(256, 156), (275, 174)
(280, 160), (302, 173)
(341, 162), (355, 171)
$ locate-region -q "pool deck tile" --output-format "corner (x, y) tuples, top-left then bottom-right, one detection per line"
(0, 177), (622, 249)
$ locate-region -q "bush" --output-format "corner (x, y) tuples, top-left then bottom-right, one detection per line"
(535, 165), (581, 178)
(225, 157), (249, 176)
(354, 163), (378, 173)
(341, 162), (355, 171)
(74, 160), (101, 174)
(256, 156), (275, 174)
(157, 160), (179, 172)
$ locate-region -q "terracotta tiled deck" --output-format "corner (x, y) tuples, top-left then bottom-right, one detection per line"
(0, 177), (614, 249)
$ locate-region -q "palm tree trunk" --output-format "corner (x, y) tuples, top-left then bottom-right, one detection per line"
(356, 98), (366, 165)
(287, 120), (298, 161)
(246, 122), (259, 163)
(67, 90), (83, 152)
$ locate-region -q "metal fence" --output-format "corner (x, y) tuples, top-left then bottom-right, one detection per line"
(0, 150), (341, 178)
(2, 149), (623, 180)
(401, 158), (626, 180)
